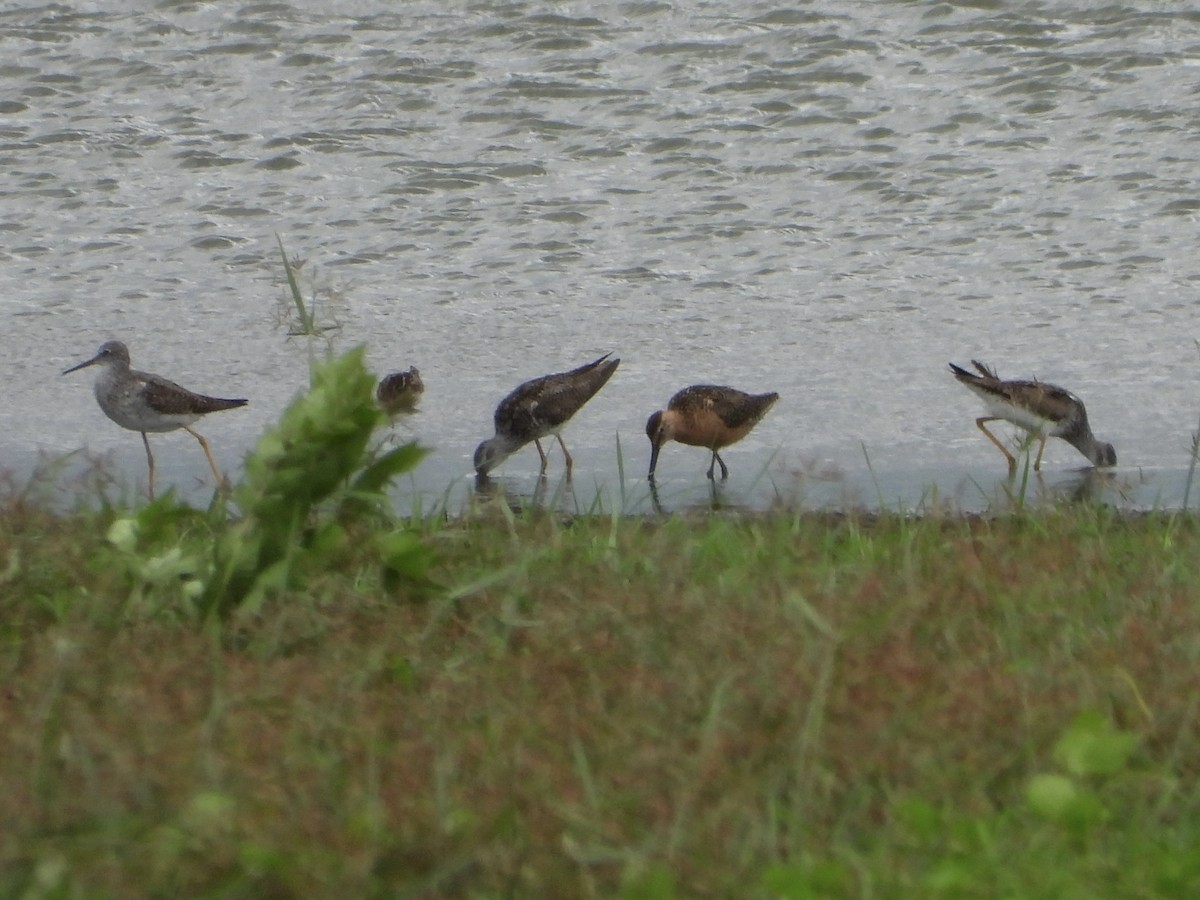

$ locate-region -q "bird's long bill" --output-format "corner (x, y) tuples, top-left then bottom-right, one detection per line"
(62, 354), (100, 375)
(648, 439), (662, 479)
(63, 350), (106, 374)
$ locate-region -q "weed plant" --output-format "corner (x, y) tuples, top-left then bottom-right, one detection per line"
(276, 233), (340, 338)
(203, 345), (427, 619)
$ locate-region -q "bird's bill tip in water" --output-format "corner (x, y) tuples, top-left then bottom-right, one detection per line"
(472, 440), (491, 475)
(646, 411), (668, 479)
(474, 438), (509, 476)
(647, 437), (662, 479)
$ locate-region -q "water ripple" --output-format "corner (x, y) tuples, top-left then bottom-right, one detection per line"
(0, 0), (1197, 509)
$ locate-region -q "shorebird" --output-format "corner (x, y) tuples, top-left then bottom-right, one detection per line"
(646, 385), (779, 481)
(376, 366), (424, 412)
(474, 352), (620, 478)
(949, 360), (1116, 472)
(64, 340), (248, 498)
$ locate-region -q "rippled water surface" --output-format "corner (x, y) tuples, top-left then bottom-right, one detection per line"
(4, 1), (1200, 512)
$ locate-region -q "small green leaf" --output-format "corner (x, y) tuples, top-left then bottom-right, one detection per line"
(621, 862), (676, 900)
(1026, 773), (1106, 832)
(1026, 773), (1079, 821)
(353, 443), (426, 493)
(893, 796), (941, 842)
(1054, 711), (1139, 777)
(106, 518), (139, 553)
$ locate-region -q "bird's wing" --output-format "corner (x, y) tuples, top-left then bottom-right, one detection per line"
(528, 362), (618, 429)
(138, 374), (245, 416)
(715, 392), (777, 429)
(1011, 381), (1082, 423)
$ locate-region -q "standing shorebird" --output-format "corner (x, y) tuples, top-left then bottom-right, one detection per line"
(646, 385), (779, 481)
(377, 366), (424, 413)
(64, 340), (248, 498)
(474, 352), (620, 478)
(949, 360), (1116, 472)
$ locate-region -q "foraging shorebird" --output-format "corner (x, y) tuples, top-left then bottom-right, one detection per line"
(376, 366), (424, 412)
(949, 359), (1116, 472)
(474, 352), (620, 478)
(646, 385), (779, 481)
(63, 340), (247, 498)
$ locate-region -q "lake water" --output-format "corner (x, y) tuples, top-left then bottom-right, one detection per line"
(3, 1), (1200, 514)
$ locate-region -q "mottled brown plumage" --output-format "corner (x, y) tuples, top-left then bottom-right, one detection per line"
(646, 384), (779, 480)
(474, 353), (620, 477)
(377, 366), (424, 412)
(63, 340), (247, 498)
(949, 359), (1116, 471)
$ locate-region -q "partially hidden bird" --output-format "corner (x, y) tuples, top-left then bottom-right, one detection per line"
(64, 340), (248, 498)
(376, 366), (424, 413)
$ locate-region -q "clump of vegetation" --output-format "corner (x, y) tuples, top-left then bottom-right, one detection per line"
(203, 345), (428, 619)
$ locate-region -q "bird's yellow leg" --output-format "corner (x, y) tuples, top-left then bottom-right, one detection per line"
(184, 426), (228, 491)
(975, 417), (1018, 471)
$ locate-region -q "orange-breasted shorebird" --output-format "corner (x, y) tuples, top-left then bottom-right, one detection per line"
(474, 352), (620, 478)
(377, 366), (424, 412)
(949, 359), (1116, 472)
(64, 340), (248, 498)
(646, 385), (779, 481)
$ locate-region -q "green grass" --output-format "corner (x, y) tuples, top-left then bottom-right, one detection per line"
(3, 497), (1200, 897)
